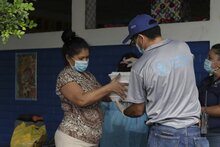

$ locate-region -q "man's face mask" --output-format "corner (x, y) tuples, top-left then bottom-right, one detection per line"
(135, 35), (145, 54)
(74, 60), (89, 72)
(136, 43), (145, 54)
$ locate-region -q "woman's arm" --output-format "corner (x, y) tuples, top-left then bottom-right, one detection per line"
(202, 105), (220, 117)
(60, 74), (127, 107)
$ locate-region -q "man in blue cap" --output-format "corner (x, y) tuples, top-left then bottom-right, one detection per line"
(121, 14), (209, 146)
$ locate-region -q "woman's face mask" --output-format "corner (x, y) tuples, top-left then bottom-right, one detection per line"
(69, 49), (89, 72)
(204, 49), (220, 74)
(204, 59), (216, 74)
(74, 60), (89, 72)
(204, 59), (214, 73)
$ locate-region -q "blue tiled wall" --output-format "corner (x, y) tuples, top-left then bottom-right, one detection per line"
(0, 41), (209, 146)
(187, 41), (210, 85)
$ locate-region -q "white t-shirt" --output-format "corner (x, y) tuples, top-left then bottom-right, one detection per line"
(125, 39), (201, 128)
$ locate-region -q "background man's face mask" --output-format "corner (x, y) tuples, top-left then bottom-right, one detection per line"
(204, 59), (215, 73)
(74, 60), (89, 72)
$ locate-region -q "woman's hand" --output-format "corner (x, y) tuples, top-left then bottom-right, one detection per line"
(109, 74), (128, 99)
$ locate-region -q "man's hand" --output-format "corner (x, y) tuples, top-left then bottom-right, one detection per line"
(123, 103), (145, 117)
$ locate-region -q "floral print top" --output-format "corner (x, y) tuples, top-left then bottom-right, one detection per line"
(56, 66), (103, 144)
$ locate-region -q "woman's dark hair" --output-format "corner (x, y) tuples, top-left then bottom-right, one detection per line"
(211, 44), (220, 60)
(117, 53), (138, 72)
(61, 29), (89, 65)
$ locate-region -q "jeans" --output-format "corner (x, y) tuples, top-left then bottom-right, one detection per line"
(147, 124), (209, 147)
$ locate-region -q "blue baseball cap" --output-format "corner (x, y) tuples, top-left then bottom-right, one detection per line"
(122, 14), (158, 44)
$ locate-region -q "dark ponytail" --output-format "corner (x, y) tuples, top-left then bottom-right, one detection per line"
(61, 29), (76, 44)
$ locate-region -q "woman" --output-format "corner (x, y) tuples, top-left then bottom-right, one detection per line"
(199, 44), (220, 147)
(54, 29), (127, 147)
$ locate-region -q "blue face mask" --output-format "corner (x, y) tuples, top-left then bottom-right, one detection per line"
(204, 59), (214, 73)
(136, 43), (145, 54)
(74, 60), (89, 72)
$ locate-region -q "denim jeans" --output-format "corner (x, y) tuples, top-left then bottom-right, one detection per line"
(147, 124), (209, 147)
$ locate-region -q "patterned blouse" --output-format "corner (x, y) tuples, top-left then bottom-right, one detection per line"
(56, 66), (104, 144)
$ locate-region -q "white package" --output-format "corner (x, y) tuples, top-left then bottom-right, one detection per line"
(108, 72), (130, 101)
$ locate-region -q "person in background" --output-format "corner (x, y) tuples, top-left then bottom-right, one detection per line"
(120, 55), (138, 68)
(199, 44), (220, 147)
(54, 29), (127, 147)
(121, 14), (209, 147)
(117, 53), (138, 71)
(100, 52), (148, 147)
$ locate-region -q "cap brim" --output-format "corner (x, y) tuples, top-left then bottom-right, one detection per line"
(122, 34), (132, 44)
